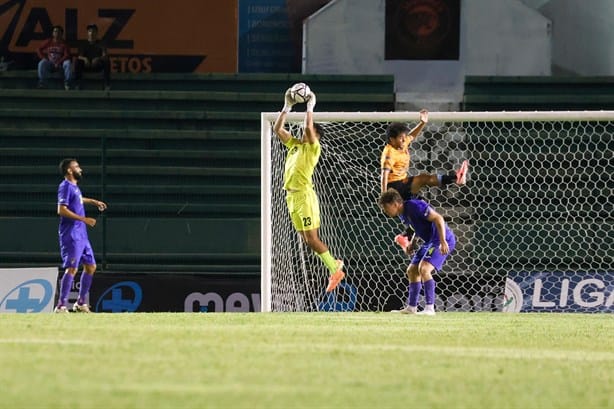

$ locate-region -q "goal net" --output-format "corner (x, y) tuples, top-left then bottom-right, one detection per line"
(261, 111), (613, 313)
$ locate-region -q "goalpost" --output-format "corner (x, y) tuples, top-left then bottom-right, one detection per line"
(261, 111), (614, 313)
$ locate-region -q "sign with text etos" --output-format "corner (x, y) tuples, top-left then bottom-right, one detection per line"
(0, 0), (238, 72)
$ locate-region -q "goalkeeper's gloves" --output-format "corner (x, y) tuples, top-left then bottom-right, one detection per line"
(282, 88), (295, 113)
(306, 91), (316, 112)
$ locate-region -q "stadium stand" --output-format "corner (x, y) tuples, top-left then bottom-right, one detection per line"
(463, 76), (614, 111)
(0, 71), (395, 273)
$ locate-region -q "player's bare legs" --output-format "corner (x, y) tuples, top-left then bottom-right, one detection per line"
(301, 229), (345, 292)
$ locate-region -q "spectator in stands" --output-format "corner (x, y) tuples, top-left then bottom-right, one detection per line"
(273, 86), (346, 293)
(378, 189), (456, 315)
(73, 24), (110, 90)
(37, 25), (72, 90)
(381, 109), (468, 199)
(54, 158), (107, 313)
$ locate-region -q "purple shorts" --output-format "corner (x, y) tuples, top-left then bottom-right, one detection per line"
(60, 239), (96, 269)
(410, 234), (456, 271)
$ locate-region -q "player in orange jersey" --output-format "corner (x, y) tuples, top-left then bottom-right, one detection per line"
(380, 109), (468, 200)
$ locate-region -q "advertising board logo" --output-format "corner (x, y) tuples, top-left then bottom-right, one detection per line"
(95, 281), (142, 312)
(0, 278), (54, 312)
(184, 291), (260, 312)
(502, 278), (523, 313)
(506, 272), (613, 313)
(318, 283), (357, 312)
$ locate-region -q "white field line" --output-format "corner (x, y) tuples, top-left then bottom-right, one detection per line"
(282, 343), (614, 362)
(0, 339), (92, 345)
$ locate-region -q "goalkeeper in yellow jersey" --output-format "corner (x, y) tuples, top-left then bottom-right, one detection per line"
(381, 109), (468, 199)
(273, 86), (345, 293)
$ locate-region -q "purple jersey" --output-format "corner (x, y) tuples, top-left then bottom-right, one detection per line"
(57, 179), (87, 243)
(399, 199), (454, 243)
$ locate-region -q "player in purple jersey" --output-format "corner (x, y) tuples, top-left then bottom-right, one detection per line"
(54, 158), (107, 313)
(378, 189), (456, 315)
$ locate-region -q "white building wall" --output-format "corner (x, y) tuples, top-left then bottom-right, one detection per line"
(540, 0), (614, 75)
(462, 0), (551, 76)
(303, 0), (552, 105)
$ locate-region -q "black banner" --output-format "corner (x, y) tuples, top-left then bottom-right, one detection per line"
(385, 0), (460, 60)
(61, 272), (260, 313)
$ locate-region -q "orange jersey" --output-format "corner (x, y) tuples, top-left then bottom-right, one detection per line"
(380, 140), (411, 183)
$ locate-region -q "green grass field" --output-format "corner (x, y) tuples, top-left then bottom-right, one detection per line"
(0, 313), (612, 409)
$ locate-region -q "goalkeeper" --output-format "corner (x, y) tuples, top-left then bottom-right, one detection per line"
(378, 188), (456, 315)
(381, 109), (468, 199)
(273, 86), (345, 293)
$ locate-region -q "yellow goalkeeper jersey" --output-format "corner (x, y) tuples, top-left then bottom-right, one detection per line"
(283, 138), (321, 191)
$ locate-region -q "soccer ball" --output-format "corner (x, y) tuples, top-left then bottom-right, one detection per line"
(289, 82), (311, 104)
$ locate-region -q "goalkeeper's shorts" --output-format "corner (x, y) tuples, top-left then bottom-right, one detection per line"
(285, 188), (321, 232)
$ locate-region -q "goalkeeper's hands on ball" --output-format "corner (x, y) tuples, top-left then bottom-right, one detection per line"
(306, 91), (316, 112)
(282, 88), (296, 113)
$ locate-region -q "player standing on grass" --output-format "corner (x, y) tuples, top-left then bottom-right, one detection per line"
(378, 189), (456, 315)
(54, 158), (107, 313)
(381, 109), (468, 199)
(273, 86), (345, 293)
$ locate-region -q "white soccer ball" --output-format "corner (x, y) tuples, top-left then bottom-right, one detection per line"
(289, 82), (311, 104)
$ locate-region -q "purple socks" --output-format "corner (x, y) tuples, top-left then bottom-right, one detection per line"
(58, 273), (74, 306)
(408, 282), (422, 307)
(424, 279), (436, 305)
(407, 279), (436, 307)
(78, 273), (94, 304)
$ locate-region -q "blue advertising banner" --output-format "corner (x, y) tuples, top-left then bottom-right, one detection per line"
(0, 267), (58, 313)
(238, 0), (294, 72)
(504, 272), (614, 313)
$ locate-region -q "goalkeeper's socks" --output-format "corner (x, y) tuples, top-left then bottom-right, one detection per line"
(439, 173), (456, 186)
(78, 272), (93, 302)
(423, 279), (436, 305)
(58, 272), (74, 306)
(317, 250), (339, 275)
(408, 281), (422, 307)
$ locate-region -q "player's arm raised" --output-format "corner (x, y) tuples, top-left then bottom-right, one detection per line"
(407, 109), (428, 142)
(303, 91), (317, 144)
(273, 88), (295, 144)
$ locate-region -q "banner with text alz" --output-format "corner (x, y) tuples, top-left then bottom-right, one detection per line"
(504, 272), (614, 313)
(0, 0), (238, 72)
(90, 273), (260, 313)
(0, 267), (58, 313)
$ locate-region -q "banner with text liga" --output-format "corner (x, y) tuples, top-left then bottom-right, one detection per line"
(0, 267), (59, 313)
(504, 272), (613, 313)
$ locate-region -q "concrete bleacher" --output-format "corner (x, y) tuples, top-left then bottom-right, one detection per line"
(0, 70), (395, 273)
(463, 76), (614, 111)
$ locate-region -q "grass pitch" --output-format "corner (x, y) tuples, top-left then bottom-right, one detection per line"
(0, 312), (612, 409)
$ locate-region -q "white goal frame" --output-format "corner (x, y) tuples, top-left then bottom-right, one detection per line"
(260, 110), (614, 312)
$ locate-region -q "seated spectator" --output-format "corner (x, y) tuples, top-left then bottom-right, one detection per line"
(73, 24), (110, 90)
(37, 25), (72, 90)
